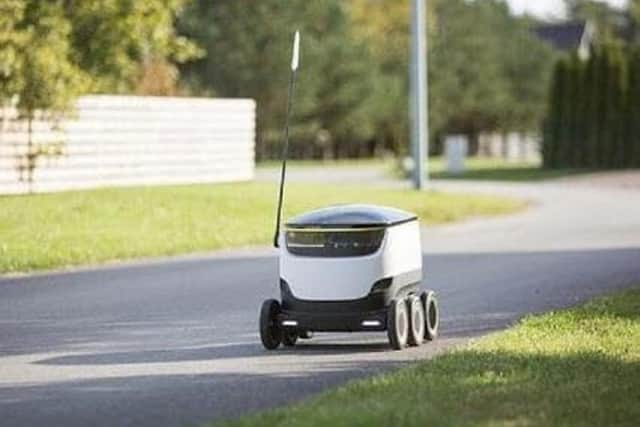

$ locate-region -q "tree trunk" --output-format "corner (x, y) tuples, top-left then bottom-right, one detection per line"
(467, 132), (479, 156)
(27, 115), (34, 193)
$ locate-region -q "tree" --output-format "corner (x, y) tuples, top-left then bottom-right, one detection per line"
(14, 2), (87, 187)
(179, 0), (378, 159)
(499, 18), (556, 136)
(558, 59), (576, 167)
(583, 48), (599, 167)
(627, 49), (640, 167)
(0, 0), (26, 106)
(565, 56), (583, 167)
(61, 0), (201, 94)
(543, 60), (568, 168)
(348, 0), (427, 156)
(431, 0), (546, 153)
(543, 44), (640, 169)
(350, 0), (554, 157)
(607, 47), (627, 168)
(631, 0), (640, 44)
(592, 49), (610, 167)
(179, 0), (556, 160)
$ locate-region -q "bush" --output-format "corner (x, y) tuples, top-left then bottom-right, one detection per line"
(543, 46), (639, 169)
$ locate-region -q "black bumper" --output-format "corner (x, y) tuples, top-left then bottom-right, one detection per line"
(278, 309), (387, 332)
(278, 276), (419, 332)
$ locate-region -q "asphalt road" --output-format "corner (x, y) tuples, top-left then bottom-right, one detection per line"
(1, 179), (640, 427)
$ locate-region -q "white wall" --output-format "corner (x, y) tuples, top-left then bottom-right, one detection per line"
(478, 132), (541, 163)
(0, 95), (255, 194)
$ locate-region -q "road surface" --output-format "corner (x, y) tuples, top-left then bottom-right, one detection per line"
(1, 178), (640, 427)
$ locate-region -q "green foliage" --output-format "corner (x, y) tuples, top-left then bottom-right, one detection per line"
(179, 0), (377, 160)
(430, 0), (508, 138)
(0, 0), (26, 104)
(543, 46), (640, 169)
(607, 48), (627, 168)
(4, 2), (88, 187)
(178, 0), (554, 159)
(16, 2), (87, 123)
(632, 0), (640, 44)
(348, 1), (412, 155)
(567, 56), (585, 167)
(594, 49), (610, 166)
(559, 58), (575, 167)
(583, 49), (599, 167)
(629, 50), (640, 165)
(0, 0), (201, 101)
(62, 0), (202, 93)
(543, 60), (567, 168)
(430, 0), (554, 141)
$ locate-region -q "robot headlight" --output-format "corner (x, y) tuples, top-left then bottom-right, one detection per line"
(285, 228), (385, 257)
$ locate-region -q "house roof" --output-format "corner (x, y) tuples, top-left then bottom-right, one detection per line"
(533, 21), (590, 52)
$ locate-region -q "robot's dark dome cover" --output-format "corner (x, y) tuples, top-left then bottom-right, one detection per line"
(286, 204), (417, 229)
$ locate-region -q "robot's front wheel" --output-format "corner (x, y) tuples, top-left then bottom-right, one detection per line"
(387, 298), (409, 350)
(421, 290), (440, 341)
(407, 295), (425, 346)
(259, 299), (282, 350)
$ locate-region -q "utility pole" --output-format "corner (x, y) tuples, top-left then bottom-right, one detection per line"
(410, 0), (429, 189)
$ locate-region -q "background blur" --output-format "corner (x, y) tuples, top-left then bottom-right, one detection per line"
(1, 0), (639, 194)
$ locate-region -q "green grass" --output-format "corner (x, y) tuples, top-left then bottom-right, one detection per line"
(0, 182), (522, 273)
(259, 156), (588, 182)
(257, 158), (390, 169)
(429, 157), (588, 182)
(215, 288), (640, 427)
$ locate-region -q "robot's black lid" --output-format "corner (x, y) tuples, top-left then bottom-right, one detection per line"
(286, 204), (417, 229)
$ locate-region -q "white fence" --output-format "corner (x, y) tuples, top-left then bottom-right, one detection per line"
(478, 132), (541, 163)
(0, 95), (256, 194)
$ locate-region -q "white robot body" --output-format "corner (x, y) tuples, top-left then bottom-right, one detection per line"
(280, 218), (422, 301)
(269, 204), (425, 335)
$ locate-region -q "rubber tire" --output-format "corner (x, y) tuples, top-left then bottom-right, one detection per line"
(387, 298), (409, 350)
(259, 299), (282, 350)
(421, 291), (439, 341)
(299, 330), (314, 340)
(407, 295), (425, 346)
(282, 329), (298, 347)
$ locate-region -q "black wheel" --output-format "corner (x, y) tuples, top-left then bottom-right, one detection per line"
(421, 291), (439, 341)
(299, 330), (314, 340)
(282, 329), (298, 347)
(387, 298), (409, 350)
(259, 299), (282, 350)
(407, 295), (425, 346)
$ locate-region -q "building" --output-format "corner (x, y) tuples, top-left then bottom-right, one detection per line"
(533, 20), (595, 60)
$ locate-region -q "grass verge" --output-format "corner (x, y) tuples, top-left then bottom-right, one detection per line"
(257, 158), (389, 169)
(215, 287), (640, 427)
(429, 157), (588, 182)
(258, 157), (588, 182)
(0, 181), (523, 273)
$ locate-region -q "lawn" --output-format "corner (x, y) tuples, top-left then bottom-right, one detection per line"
(257, 158), (389, 169)
(259, 157), (588, 182)
(429, 157), (588, 182)
(215, 287), (640, 427)
(0, 182), (523, 273)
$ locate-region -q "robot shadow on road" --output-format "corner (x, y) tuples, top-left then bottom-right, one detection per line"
(35, 341), (402, 366)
